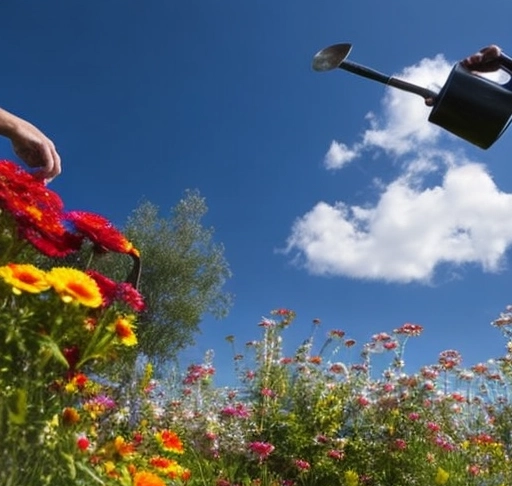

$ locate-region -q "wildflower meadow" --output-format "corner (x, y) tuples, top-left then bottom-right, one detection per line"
(3, 159), (512, 486)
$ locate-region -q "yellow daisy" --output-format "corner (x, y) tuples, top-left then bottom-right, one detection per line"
(113, 315), (138, 346)
(46, 267), (102, 307)
(0, 263), (50, 294)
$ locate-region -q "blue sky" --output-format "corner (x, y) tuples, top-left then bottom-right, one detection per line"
(3, 1), (512, 382)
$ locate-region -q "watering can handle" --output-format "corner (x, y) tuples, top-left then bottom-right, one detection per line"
(499, 53), (512, 75)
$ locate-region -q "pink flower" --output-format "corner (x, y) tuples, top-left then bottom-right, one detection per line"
(438, 349), (462, 370)
(183, 364), (215, 385)
(329, 329), (345, 338)
(394, 323), (423, 336)
(220, 403), (251, 419)
(261, 388), (275, 398)
(372, 332), (392, 342)
(216, 480), (231, 486)
(383, 341), (398, 351)
(329, 363), (347, 374)
(294, 459), (311, 471)
(273, 308), (292, 316)
(408, 412), (420, 421)
(394, 439), (407, 450)
(248, 441), (275, 461)
(259, 318), (276, 328)
(357, 395), (370, 406)
(327, 449), (344, 460)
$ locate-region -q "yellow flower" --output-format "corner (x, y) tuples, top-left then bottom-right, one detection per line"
(133, 471), (167, 486)
(0, 263), (50, 294)
(344, 470), (359, 486)
(114, 436), (135, 456)
(104, 461), (116, 475)
(435, 467), (449, 485)
(46, 267), (102, 307)
(112, 315), (138, 346)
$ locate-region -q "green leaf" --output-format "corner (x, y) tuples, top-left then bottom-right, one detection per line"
(7, 388), (27, 425)
(37, 334), (69, 368)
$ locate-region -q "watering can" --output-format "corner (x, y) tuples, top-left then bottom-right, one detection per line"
(312, 43), (512, 149)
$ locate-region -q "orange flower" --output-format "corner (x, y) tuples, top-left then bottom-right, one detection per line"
(0, 263), (50, 294)
(155, 430), (184, 454)
(133, 471), (166, 486)
(46, 267), (102, 307)
(149, 457), (189, 480)
(113, 315), (138, 346)
(62, 407), (80, 425)
(114, 436), (135, 456)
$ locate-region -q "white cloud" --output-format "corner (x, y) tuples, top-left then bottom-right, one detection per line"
(286, 163), (512, 283)
(285, 54), (512, 283)
(324, 140), (359, 169)
(323, 55), (453, 167)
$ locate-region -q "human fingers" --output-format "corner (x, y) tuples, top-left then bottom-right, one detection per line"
(45, 143), (62, 182)
(13, 138), (58, 181)
(35, 141), (60, 182)
(462, 45), (502, 72)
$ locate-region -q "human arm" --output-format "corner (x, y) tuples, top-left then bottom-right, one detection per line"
(0, 108), (61, 181)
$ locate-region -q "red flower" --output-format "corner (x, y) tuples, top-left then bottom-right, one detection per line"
(20, 226), (82, 257)
(117, 282), (145, 311)
(0, 161), (82, 256)
(85, 270), (118, 306)
(86, 270), (145, 312)
(63, 346), (81, 370)
(64, 210), (139, 257)
(76, 435), (90, 451)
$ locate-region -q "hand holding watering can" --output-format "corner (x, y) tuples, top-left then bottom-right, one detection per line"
(313, 43), (512, 149)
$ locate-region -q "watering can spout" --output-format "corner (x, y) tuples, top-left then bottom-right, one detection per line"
(312, 43), (438, 102)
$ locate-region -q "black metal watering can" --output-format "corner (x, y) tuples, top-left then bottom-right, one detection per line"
(312, 43), (512, 149)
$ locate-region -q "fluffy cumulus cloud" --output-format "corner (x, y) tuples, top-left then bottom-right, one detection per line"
(286, 55), (512, 283)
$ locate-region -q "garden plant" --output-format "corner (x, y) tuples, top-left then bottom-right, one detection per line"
(2, 160), (512, 485)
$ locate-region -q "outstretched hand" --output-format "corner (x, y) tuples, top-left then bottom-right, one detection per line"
(0, 108), (61, 182)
